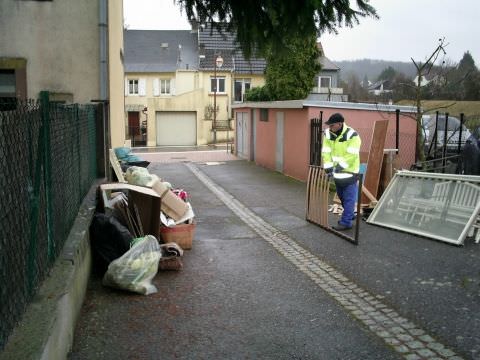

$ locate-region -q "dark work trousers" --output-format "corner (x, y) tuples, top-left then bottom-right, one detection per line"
(336, 181), (358, 227)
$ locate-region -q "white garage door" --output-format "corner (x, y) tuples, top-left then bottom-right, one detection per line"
(156, 111), (197, 146)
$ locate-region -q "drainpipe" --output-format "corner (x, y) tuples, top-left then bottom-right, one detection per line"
(231, 55), (235, 122)
(98, 0), (110, 171)
(99, 0), (108, 100)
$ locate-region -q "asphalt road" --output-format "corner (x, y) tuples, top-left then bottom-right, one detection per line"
(69, 154), (480, 360)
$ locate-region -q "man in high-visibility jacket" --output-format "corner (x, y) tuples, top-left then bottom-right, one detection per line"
(322, 113), (361, 230)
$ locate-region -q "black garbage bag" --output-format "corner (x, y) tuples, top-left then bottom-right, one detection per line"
(90, 213), (134, 274)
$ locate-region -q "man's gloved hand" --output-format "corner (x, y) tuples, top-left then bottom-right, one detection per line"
(334, 164), (344, 173)
(324, 167), (333, 175)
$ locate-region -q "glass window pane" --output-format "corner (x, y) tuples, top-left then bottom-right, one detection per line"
(211, 78), (216, 92)
(234, 80), (242, 101)
(0, 71), (15, 93)
(367, 171), (480, 245)
(219, 78), (225, 92)
(320, 77), (331, 88)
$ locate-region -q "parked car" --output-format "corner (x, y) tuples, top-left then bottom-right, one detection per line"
(422, 114), (472, 151)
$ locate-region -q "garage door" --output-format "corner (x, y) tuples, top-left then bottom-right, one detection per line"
(156, 111), (197, 146)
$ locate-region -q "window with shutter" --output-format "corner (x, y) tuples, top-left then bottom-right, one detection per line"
(138, 78), (146, 96)
(128, 79), (139, 95)
(153, 78), (160, 96)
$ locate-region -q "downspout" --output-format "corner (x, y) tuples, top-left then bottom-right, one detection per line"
(231, 55), (237, 144)
(99, 0), (110, 174)
(99, 0), (108, 100)
(231, 55), (235, 114)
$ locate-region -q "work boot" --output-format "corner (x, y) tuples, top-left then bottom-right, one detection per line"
(332, 223), (352, 231)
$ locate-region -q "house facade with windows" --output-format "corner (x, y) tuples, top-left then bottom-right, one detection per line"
(0, 0), (125, 146)
(124, 23), (266, 147)
(368, 79), (393, 96)
(123, 27), (349, 147)
(308, 42), (347, 102)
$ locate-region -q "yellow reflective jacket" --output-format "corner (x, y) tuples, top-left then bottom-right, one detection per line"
(321, 123), (361, 179)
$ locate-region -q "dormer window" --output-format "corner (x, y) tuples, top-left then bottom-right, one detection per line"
(319, 76), (331, 88)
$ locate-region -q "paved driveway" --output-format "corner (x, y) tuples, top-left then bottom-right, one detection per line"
(70, 151), (480, 360)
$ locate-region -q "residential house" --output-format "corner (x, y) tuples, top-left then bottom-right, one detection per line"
(368, 79), (393, 96)
(308, 42), (347, 102)
(0, 0), (125, 147)
(413, 74), (430, 87)
(124, 23), (266, 147)
(412, 73), (441, 87)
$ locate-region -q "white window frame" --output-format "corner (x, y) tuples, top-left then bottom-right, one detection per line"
(210, 77), (226, 94)
(319, 76), (332, 88)
(234, 78), (251, 102)
(160, 79), (171, 95)
(128, 79), (139, 95)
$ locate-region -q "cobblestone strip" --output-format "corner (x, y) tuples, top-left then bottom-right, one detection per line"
(187, 163), (463, 360)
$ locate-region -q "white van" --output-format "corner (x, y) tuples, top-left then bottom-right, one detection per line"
(422, 114), (472, 150)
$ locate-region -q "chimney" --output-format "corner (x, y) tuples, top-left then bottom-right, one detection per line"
(316, 40), (324, 56)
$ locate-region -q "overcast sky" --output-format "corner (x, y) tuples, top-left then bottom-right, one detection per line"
(123, 0), (479, 65)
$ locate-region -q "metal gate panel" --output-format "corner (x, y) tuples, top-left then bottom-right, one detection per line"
(236, 111), (249, 159)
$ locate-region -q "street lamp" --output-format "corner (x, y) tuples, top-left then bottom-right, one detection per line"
(213, 54), (223, 143)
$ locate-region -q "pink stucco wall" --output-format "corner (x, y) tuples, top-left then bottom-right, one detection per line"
(307, 107), (417, 170)
(254, 108), (277, 171)
(283, 109), (310, 180)
(234, 105), (417, 182)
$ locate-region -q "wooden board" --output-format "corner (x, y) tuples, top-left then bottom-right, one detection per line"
(306, 166), (330, 227)
(362, 120), (388, 204)
(109, 149), (126, 183)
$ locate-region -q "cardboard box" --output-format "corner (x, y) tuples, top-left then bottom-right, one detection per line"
(160, 223), (195, 250)
(99, 183), (161, 239)
(151, 180), (189, 221)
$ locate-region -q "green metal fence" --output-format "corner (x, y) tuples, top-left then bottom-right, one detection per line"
(0, 92), (98, 350)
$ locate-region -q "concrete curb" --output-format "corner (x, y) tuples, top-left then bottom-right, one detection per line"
(0, 182), (99, 360)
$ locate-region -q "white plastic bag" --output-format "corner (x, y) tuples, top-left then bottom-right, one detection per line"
(125, 166), (160, 187)
(102, 235), (161, 295)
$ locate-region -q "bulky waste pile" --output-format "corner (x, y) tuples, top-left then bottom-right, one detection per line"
(89, 147), (195, 295)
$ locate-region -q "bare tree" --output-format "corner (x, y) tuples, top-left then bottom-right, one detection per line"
(411, 38), (449, 163)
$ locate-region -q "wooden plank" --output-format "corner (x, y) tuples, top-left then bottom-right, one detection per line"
(305, 165), (333, 227)
(362, 120), (389, 203)
(109, 149), (126, 183)
(305, 166), (312, 219)
(379, 150), (396, 197)
(362, 185), (377, 203)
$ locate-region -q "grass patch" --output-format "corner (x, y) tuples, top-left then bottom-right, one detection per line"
(396, 100), (480, 128)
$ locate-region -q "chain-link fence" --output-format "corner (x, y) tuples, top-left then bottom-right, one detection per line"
(0, 92), (98, 350)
